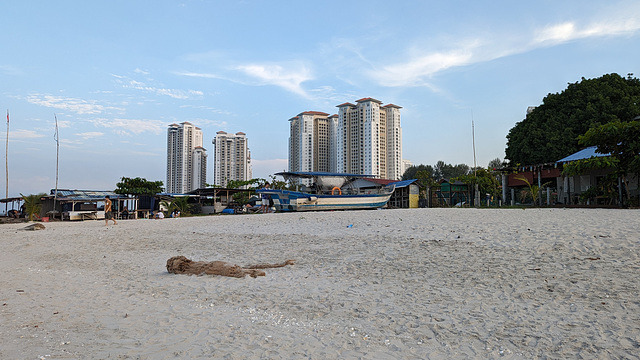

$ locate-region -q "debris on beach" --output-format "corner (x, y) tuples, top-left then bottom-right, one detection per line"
(166, 256), (295, 278)
(21, 223), (46, 231)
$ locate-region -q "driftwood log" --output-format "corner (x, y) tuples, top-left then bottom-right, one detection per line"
(166, 256), (295, 278)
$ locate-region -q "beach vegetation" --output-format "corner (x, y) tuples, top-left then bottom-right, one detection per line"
(115, 177), (164, 196)
(20, 193), (46, 221)
(513, 174), (551, 206)
(454, 168), (501, 205)
(506, 73), (640, 165)
(160, 196), (191, 216)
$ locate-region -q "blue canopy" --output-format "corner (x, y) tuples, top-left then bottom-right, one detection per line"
(274, 171), (375, 178)
(388, 179), (418, 188)
(556, 146), (610, 164)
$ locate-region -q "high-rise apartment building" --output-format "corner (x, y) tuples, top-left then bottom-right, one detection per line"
(288, 98), (403, 180)
(166, 122), (207, 193)
(288, 111), (338, 173)
(212, 131), (252, 187)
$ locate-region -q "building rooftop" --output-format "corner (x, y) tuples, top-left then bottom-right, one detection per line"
(355, 97), (382, 104)
(298, 111), (330, 116)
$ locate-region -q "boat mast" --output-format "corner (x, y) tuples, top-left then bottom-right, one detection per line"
(5, 110), (8, 215)
(472, 111), (479, 206)
(53, 114), (59, 214)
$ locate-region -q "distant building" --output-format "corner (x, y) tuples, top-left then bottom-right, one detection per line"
(166, 122), (207, 193)
(336, 98), (403, 180)
(402, 159), (413, 177)
(212, 131), (252, 187)
(288, 111), (337, 173)
(288, 98), (403, 180)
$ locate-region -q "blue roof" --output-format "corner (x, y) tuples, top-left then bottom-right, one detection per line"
(388, 179), (418, 188)
(49, 189), (127, 201)
(556, 146), (610, 164)
(275, 171), (375, 178)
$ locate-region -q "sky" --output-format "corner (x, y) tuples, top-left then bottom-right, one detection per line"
(1, 0), (639, 198)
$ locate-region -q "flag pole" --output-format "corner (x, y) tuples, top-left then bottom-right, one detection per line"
(5, 110), (9, 215)
(53, 114), (60, 218)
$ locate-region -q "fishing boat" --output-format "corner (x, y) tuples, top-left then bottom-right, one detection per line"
(256, 172), (395, 212)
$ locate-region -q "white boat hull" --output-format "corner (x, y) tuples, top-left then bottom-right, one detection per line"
(257, 190), (392, 212)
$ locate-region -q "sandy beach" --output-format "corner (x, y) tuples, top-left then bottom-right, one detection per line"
(1, 208), (639, 359)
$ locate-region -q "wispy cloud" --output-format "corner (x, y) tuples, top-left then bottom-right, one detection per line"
(0, 64), (22, 76)
(533, 17), (640, 45)
(26, 94), (116, 115)
(113, 75), (203, 99)
(176, 71), (222, 80)
(89, 117), (166, 135)
(234, 63), (313, 98)
(371, 12), (640, 87)
(178, 61), (314, 98)
(7, 129), (46, 139)
(75, 131), (104, 139)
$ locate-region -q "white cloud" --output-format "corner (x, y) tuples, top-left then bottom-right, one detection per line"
(6, 129), (46, 139)
(175, 71), (222, 80)
(75, 131), (104, 139)
(372, 50), (474, 87)
(534, 17), (640, 45)
(114, 75), (203, 99)
(26, 94), (115, 115)
(89, 117), (167, 135)
(370, 12), (640, 88)
(234, 63), (313, 98)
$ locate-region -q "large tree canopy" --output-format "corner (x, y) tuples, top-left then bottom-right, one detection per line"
(505, 73), (640, 165)
(115, 177), (164, 196)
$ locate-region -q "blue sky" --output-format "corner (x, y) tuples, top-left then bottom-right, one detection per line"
(2, 0), (639, 197)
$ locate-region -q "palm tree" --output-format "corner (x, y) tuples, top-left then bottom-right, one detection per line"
(160, 196), (190, 216)
(20, 193), (46, 221)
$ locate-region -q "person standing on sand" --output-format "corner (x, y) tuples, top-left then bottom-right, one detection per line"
(260, 182), (271, 213)
(104, 195), (117, 226)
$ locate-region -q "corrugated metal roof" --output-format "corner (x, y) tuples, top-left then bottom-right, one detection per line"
(556, 146), (610, 163)
(49, 189), (126, 201)
(388, 179), (418, 188)
(275, 171), (375, 178)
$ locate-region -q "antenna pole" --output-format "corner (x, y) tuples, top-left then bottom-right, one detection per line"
(53, 114), (60, 218)
(472, 111), (479, 206)
(5, 110), (8, 215)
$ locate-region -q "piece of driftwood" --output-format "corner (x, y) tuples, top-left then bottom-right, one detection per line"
(166, 256), (295, 278)
(22, 223), (46, 231)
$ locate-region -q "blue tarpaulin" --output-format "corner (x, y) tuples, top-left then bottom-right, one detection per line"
(556, 146), (610, 164)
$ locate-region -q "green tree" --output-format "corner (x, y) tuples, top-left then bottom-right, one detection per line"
(434, 161), (470, 180)
(402, 164), (434, 181)
(115, 177), (164, 196)
(20, 193), (46, 221)
(454, 168), (501, 205)
(506, 73), (640, 165)
(512, 174), (551, 206)
(488, 158), (505, 170)
(160, 196), (191, 216)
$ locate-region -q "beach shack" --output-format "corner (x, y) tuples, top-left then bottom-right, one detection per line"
(430, 179), (469, 207)
(188, 187), (254, 214)
(555, 146), (639, 206)
(41, 189), (133, 221)
(347, 177), (419, 208)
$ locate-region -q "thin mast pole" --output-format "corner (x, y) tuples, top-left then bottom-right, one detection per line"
(472, 111), (478, 206)
(53, 114), (60, 216)
(5, 110), (8, 215)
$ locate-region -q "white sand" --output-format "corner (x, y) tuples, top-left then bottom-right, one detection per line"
(1, 208), (639, 359)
